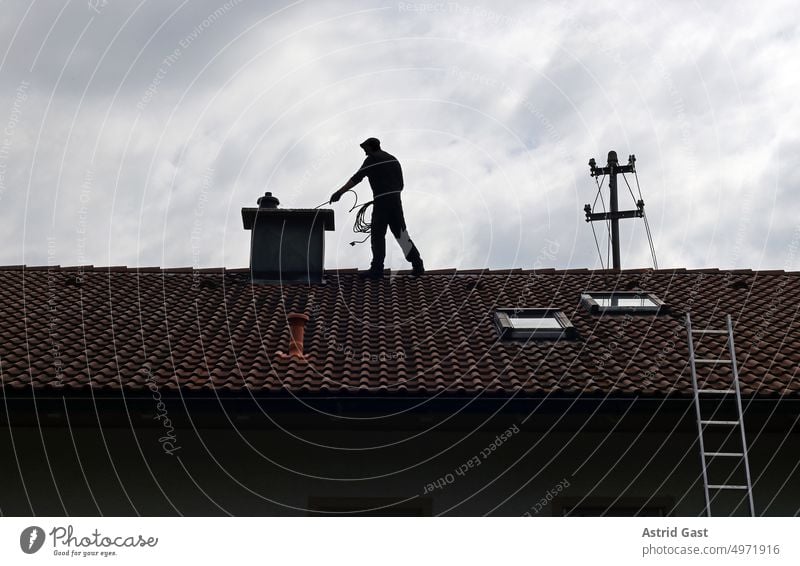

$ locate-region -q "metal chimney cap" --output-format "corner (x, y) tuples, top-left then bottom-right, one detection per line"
(257, 192), (280, 209)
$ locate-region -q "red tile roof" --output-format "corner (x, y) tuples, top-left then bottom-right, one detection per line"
(1, 266), (797, 397)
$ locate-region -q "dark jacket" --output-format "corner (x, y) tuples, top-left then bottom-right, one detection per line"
(349, 150), (403, 197)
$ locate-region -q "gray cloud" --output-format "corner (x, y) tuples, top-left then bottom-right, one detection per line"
(1, 0), (797, 272)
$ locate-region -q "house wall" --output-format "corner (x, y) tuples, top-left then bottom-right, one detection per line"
(1, 421), (796, 516)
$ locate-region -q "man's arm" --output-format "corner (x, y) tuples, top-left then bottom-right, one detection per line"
(329, 177), (358, 203)
(330, 156), (371, 203)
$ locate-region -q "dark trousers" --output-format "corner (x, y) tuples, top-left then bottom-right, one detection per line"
(370, 193), (422, 270)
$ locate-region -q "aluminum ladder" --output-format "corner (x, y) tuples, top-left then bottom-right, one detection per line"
(685, 313), (755, 517)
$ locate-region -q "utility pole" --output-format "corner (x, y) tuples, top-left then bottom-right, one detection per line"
(584, 150), (644, 270)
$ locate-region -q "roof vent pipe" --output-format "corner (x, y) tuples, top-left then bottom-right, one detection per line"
(257, 191), (280, 209)
(285, 312), (309, 359)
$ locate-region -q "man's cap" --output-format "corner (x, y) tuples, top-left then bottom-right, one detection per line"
(359, 137), (381, 151)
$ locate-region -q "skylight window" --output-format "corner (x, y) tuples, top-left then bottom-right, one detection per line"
(495, 309), (577, 340)
(580, 291), (667, 314)
(509, 317), (562, 330)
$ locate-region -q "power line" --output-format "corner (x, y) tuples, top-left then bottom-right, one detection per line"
(621, 170), (659, 270)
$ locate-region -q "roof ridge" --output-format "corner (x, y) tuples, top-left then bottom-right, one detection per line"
(1, 265), (799, 275)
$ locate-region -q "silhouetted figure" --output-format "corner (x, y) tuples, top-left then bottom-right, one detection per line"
(330, 138), (424, 279)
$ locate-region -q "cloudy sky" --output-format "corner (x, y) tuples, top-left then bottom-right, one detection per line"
(1, 0), (798, 272)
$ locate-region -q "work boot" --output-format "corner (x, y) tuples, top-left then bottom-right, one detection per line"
(359, 267), (384, 280)
(411, 259), (425, 277)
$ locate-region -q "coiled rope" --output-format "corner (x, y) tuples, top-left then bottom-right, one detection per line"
(314, 190), (373, 246)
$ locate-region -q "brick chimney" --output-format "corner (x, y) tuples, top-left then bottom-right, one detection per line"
(241, 192), (335, 284)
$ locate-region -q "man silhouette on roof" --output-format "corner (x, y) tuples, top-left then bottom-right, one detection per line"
(330, 138), (424, 279)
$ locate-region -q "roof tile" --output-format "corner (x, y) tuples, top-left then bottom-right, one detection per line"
(0, 266), (797, 397)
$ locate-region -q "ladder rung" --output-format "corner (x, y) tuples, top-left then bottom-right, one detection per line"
(700, 420), (739, 426)
(704, 452), (744, 457)
(694, 358), (731, 363)
(708, 485), (748, 490)
(692, 329), (727, 334)
(698, 389), (735, 394)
